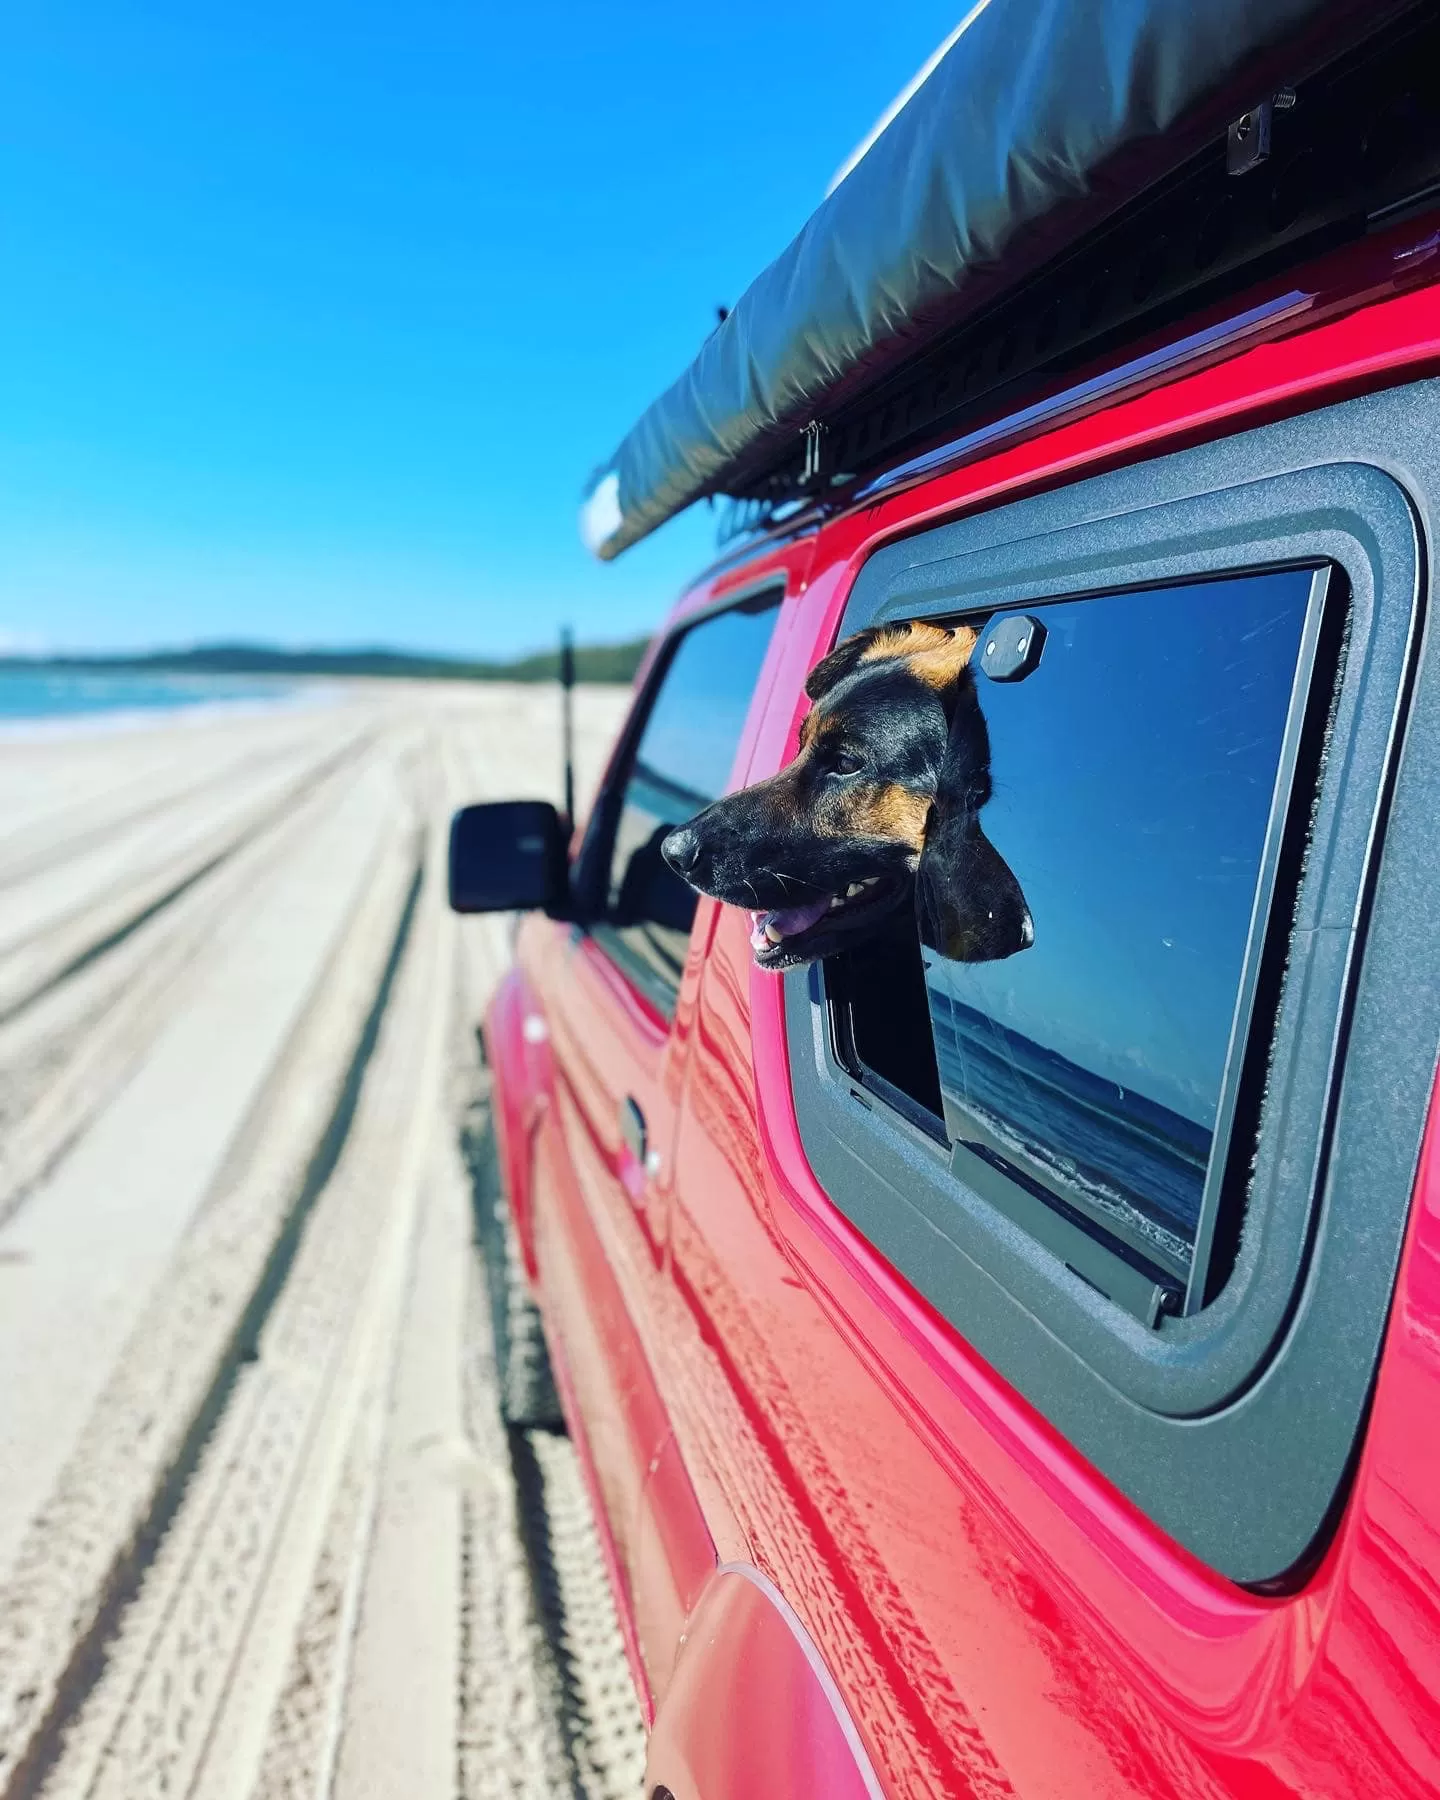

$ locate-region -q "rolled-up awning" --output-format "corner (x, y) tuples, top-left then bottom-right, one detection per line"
(581, 0), (1392, 561)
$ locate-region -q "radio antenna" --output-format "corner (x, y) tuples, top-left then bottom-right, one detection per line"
(559, 625), (576, 831)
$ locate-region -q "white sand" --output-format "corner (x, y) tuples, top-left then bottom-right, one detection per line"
(0, 680), (644, 1799)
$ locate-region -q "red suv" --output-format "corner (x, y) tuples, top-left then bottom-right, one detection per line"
(451, 6), (1440, 1793)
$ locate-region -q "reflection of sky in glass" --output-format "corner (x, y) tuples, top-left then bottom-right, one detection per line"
(635, 605), (780, 806)
(930, 571), (1312, 1128)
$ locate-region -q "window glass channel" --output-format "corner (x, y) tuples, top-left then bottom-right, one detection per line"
(835, 567), (1327, 1323)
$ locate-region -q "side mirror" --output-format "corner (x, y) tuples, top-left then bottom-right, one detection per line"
(448, 800), (569, 916)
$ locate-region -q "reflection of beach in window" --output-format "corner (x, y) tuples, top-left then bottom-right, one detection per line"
(925, 570), (1314, 1285)
(927, 984), (1209, 1274)
(828, 567), (1320, 1309)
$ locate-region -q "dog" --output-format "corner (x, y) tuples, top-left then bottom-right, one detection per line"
(660, 619), (1033, 970)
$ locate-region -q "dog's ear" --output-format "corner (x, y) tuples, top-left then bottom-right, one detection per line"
(807, 621), (980, 704)
(916, 676), (1032, 962)
(804, 627), (887, 701)
(894, 621), (980, 699)
(917, 817), (1033, 961)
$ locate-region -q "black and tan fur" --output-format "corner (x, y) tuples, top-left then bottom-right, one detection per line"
(661, 620), (1033, 969)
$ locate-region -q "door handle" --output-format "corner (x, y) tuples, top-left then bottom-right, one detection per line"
(620, 1096), (648, 1164)
(619, 1095), (663, 1186)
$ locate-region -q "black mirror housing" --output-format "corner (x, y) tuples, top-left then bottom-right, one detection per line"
(448, 800), (569, 916)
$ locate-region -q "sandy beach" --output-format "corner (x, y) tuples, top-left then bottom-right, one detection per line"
(0, 679), (642, 1799)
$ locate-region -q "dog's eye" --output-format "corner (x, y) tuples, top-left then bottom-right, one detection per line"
(830, 751), (865, 777)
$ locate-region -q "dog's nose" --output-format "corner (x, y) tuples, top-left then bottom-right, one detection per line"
(661, 825), (702, 876)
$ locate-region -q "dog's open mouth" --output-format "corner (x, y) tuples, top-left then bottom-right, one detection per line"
(747, 875), (901, 967)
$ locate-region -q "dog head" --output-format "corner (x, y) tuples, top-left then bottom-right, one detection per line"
(660, 619), (1033, 969)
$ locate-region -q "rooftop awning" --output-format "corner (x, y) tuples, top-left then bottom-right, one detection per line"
(581, 0), (1391, 561)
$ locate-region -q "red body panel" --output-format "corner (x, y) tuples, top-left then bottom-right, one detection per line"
(526, 925), (677, 1686)
(484, 965), (547, 1277)
(484, 253), (1440, 1795)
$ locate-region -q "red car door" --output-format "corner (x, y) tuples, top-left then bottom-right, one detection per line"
(522, 585), (785, 1697)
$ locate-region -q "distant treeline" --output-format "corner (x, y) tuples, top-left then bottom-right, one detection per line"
(0, 637), (652, 685)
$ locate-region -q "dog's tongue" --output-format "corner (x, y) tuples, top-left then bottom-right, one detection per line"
(748, 897), (830, 953)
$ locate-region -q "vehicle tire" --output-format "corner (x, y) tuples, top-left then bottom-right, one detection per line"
(489, 1191), (564, 1429)
(463, 1065), (565, 1430)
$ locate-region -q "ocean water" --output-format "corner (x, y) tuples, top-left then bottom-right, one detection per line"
(0, 669), (303, 734)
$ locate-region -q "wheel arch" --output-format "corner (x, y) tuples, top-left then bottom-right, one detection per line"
(644, 1564), (884, 1800)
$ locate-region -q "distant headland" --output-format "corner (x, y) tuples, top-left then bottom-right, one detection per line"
(0, 637), (651, 686)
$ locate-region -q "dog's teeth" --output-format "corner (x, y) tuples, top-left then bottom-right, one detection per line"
(765, 922), (784, 944)
(846, 882), (865, 898)
(863, 876), (880, 887)
(829, 896), (844, 910)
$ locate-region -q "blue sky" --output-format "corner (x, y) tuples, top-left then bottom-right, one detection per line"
(1, 3), (964, 659)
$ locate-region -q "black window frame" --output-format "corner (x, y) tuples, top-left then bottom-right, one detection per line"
(574, 584), (784, 1019)
(836, 565), (1336, 1331)
(782, 382), (1436, 1584)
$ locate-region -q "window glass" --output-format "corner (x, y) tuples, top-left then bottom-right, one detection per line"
(604, 599), (780, 999)
(921, 570), (1315, 1301)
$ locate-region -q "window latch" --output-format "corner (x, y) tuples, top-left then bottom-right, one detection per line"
(979, 613), (1046, 682)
